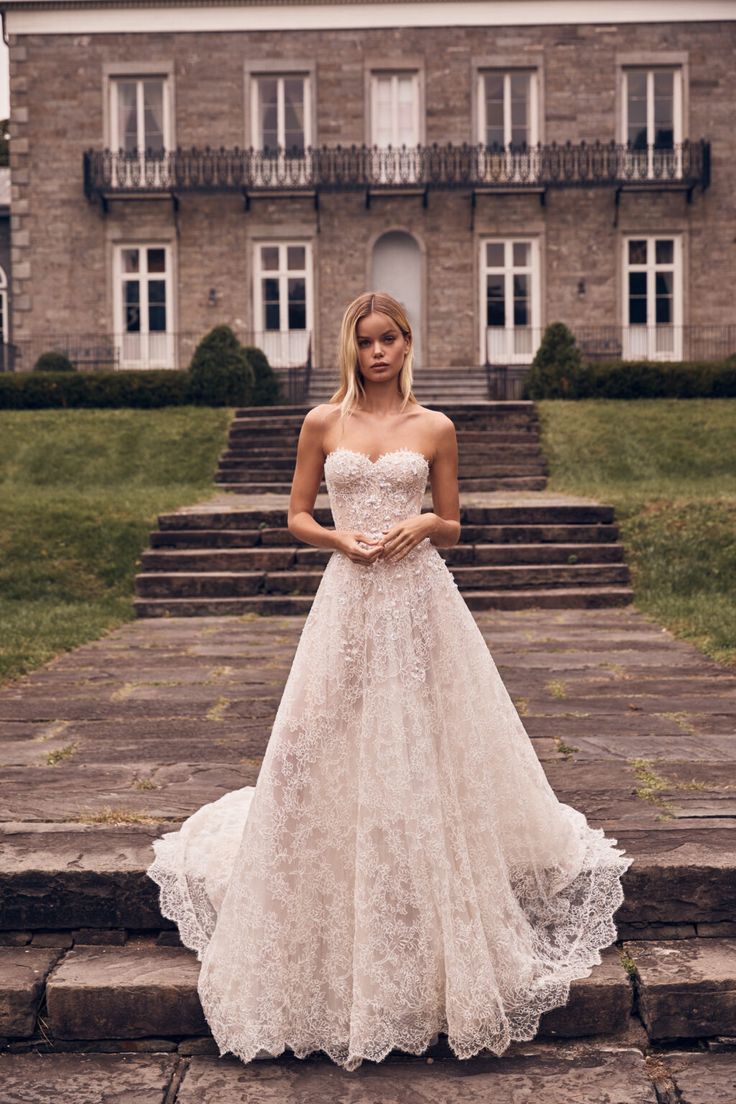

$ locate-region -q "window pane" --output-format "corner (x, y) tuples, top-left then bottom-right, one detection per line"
(373, 75), (393, 146)
(486, 275), (504, 327)
(147, 247), (166, 273)
(122, 248), (139, 273)
(655, 271), (672, 324)
(143, 80), (165, 152)
(287, 277), (306, 329)
(510, 72), (530, 147)
(513, 242), (530, 267)
(117, 80), (138, 153)
(261, 245), (279, 271)
(258, 77), (279, 150)
(628, 239), (647, 266)
(653, 71), (674, 148)
(655, 239), (674, 265)
(513, 273), (529, 326)
(486, 242), (504, 268)
(124, 282), (141, 332)
(628, 272), (647, 324)
(396, 75), (417, 145)
(484, 73), (504, 148)
(148, 280), (167, 332)
(627, 70), (648, 149)
(263, 277), (280, 330)
(287, 245), (306, 271)
(283, 77), (305, 149)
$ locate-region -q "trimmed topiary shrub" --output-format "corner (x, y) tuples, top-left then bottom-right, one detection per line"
(244, 345), (282, 406)
(188, 325), (255, 406)
(523, 322), (583, 400)
(33, 351), (75, 373)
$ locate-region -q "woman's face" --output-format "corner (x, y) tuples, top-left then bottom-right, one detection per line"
(355, 311), (410, 385)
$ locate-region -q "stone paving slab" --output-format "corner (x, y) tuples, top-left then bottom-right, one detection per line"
(32, 941), (629, 1046)
(0, 608), (734, 933)
(0, 947), (61, 1037)
(175, 1046), (658, 1103)
(661, 1050), (736, 1104)
(0, 1052), (179, 1103)
(624, 938), (736, 1041)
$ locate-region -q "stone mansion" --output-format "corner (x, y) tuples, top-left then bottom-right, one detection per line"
(1, 0), (734, 387)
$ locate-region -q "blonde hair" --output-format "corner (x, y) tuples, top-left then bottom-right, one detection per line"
(328, 291), (419, 419)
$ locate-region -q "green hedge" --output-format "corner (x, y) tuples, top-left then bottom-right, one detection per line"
(0, 370), (192, 409)
(522, 358), (736, 400)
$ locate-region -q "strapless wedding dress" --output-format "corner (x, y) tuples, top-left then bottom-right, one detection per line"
(146, 446), (632, 1072)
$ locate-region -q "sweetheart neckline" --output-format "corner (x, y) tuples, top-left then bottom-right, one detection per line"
(324, 447), (430, 469)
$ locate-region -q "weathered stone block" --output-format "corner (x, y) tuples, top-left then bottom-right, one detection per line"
(625, 938), (736, 1040)
(0, 947), (61, 1037)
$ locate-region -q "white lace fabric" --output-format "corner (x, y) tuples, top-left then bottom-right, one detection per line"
(147, 448), (632, 1071)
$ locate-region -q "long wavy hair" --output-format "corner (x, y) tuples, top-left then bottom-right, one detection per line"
(328, 291), (419, 420)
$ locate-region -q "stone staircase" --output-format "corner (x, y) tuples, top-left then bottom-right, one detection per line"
(1, 607), (735, 1095)
(214, 402), (547, 493)
(133, 400), (632, 617)
(134, 500), (632, 617)
(307, 364), (491, 404)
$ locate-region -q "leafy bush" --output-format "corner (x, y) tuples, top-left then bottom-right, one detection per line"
(523, 322), (583, 400)
(244, 345), (282, 405)
(524, 358), (736, 400)
(188, 325), (255, 405)
(33, 351), (75, 373)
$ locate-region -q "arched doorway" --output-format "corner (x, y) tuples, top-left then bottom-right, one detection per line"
(371, 231), (423, 369)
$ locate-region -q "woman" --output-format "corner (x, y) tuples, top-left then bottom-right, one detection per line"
(147, 290), (632, 1072)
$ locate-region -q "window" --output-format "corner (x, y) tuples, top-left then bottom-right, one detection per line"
(252, 75), (311, 152)
(478, 71), (538, 150)
(622, 67), (683, 178)
(370, 70), (421, 184)
(114, 244), (174, 369)
(110, 77), (169, 154)
(481, 239), (540, 364)
(253, 242), (312, 368)
(623, 236), (682, 360)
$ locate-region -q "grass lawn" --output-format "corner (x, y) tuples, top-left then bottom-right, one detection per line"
(538, 399), (736, 665)
(0, 408), (231, 683)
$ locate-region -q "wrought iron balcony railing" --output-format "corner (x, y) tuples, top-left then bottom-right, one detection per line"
(83, 140), (710, 200)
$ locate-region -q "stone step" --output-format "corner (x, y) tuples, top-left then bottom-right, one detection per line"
(0, 939), (634, 1046)
(139, 544), (625, 573)
(217, 457), (546, 474)
(133, 586), (634, 616)
(134, 564), (630, 600)
(227, 428), (541, 443)
(149, 523), (621, 549)
(216, 477), (550, 493)
(156, 504), (617, 530)
(2, 824), (733, 934)
(220, 442), (546, 459)
(233, 401), (536, 416)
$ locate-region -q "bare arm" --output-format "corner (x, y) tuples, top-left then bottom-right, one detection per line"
(425, 415), (462, 549)
(287, 408), (338, 549)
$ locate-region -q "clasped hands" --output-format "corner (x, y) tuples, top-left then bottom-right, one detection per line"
(334, 514), (436, 564)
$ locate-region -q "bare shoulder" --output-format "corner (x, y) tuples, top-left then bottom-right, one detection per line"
(300, 402), (340, 433)
(412, 404), (457, 456)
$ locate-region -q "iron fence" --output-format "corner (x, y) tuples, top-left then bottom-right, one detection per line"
(84, 140), (710, 198)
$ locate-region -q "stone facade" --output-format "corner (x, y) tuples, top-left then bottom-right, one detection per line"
(6, 4), (735, 373)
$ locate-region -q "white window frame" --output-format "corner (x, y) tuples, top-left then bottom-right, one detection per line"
(370, 70), (421, 148)
(250, 73), (312, 151)
(477, 69), (539, 149)
(621, 66), (683, 179)
(622, 234), (683, 361)
(253, 240), (313, 369)
(113, 243), (175, 370)
(368, 69), (422, 185)
(110, 75), (172, 152)
(480, 238), (541, 365)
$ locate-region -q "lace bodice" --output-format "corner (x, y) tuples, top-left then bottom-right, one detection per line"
(324, 447), (430, 538)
